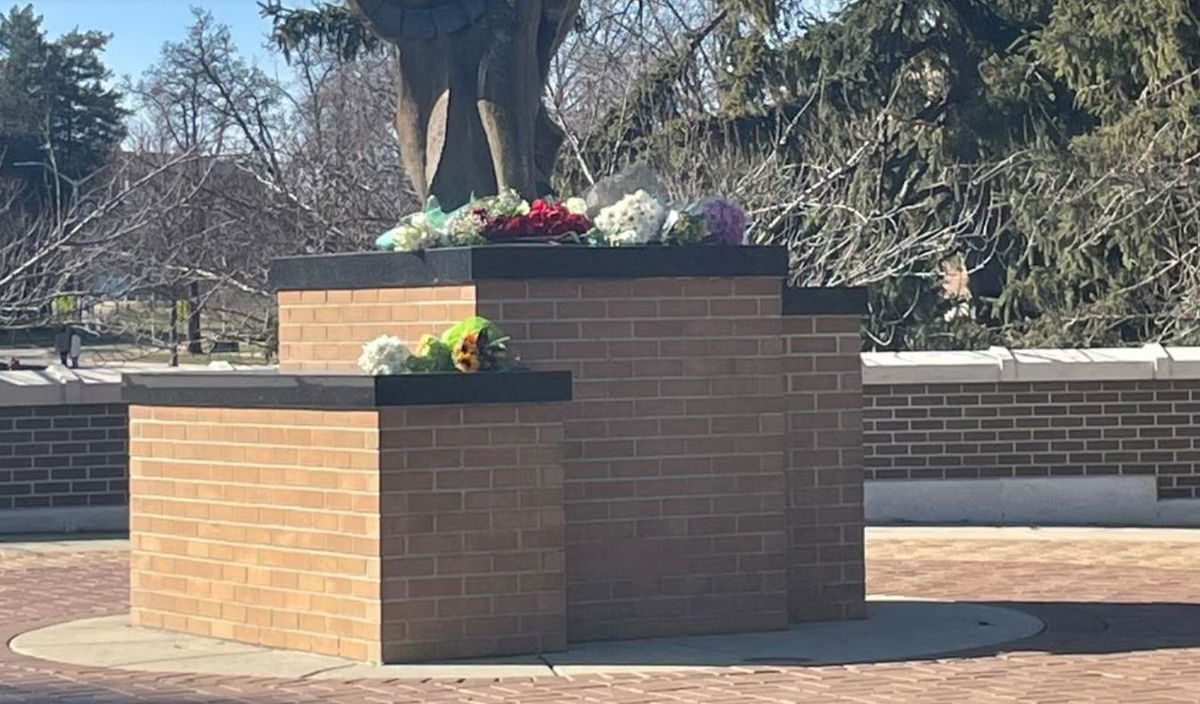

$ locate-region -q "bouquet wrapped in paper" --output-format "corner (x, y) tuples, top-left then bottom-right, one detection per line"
(440, 316), (514, 373)
(359, 316), (517, 376)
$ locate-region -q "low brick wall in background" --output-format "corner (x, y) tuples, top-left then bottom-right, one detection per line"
(862, 346), (1200, 525)
(865, 379), (1200, 499)
(0, 368), (129, 532)
(0, 402), (127, 509)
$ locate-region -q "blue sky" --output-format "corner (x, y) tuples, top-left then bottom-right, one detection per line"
(29, 1), (290, 82)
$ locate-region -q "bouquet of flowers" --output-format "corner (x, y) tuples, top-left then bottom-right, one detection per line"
(405, 334), (455, 373)
(358, 317), (517, 376)
(594, 190), (667, 246)
(689, 196), (748, 246)
(357, 335), (410, 376)
(444, 189), (532, 243)
(374, 176), (749, 251)
(439, 316), (514, 373)
(481, 197), (592, 243)
(375, 196), (486, 251)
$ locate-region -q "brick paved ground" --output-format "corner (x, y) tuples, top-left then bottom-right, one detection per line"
(3, 529), (1200, 703)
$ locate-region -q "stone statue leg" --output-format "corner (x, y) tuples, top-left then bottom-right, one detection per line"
(532, 0), (580, 194)
(393, 44), (453, 203)
(397, 37), (497, 209)
(476, 0), (542, 198)
(394, 48), (442, 204)
(534, 106), (564, 195)
(351, 0), (582, 206)
(538, 0), (580, 76)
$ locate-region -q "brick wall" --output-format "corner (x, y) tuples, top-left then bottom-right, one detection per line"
(128, 406), (383, 661)
(129, 401), (569, 663)
(0, 402), (127, 510)
(864, 379), (1200, 500)
(783, 315), (865, 621)
(378, 404), (566, 661)
(475, 277), (791, 641)
(277, 286), (476, 372)
(272, 276), (868, 636)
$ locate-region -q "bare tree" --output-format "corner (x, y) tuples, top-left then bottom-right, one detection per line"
(0, 150), (204, 335)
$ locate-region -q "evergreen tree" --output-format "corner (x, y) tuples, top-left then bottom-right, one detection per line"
(0, 4), (126, 203)
(564, 0), (1200, 349)
(260, 0), (1200, 349)
(986, 0), (1200, 346)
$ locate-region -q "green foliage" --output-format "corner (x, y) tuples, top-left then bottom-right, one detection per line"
(406, 334), (454, 373)
(980, 0), (1200, 347)
(257, 0), (1200, 350)
(565, 0), (1200, 350)
(439, 316), (508, 352)
(0, 4), (125, 202)
(259, 1), (380, 62)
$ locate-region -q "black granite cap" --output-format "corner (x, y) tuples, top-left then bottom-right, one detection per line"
(123, 371), (572, 409)
(270, 245), (788, 291)
(782, 285), (868, 316)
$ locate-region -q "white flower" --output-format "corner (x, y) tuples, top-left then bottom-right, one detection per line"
(595, 190), (666, 246)
(486, 188), (530, 217)
(565, 197), (588, 215)
(446, 210), (486, 245)
(357, 336), (410, 376)
(394, 225), (428, 251)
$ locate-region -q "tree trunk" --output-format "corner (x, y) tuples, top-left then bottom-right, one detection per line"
(169, 295), (180, 368)
(187, 281), (203, 354)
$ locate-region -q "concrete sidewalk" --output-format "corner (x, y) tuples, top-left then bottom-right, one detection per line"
(4, 525), (1200, 703)
(0, 535), (128, 559)
(11, 599), (1042, 680)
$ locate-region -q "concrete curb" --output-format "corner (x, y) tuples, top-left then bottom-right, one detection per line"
(11, 601), (1043, 679)
(0, 507), (127, 535)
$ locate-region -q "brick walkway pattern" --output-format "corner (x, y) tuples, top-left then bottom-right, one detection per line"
(3, 530), (1200, 703)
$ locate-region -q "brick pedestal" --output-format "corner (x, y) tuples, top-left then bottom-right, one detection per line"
(272, 246), (867, 641)
(120, 246), (867, 666)
(125, 372), (570, 663)
(782, 289), (867, 621)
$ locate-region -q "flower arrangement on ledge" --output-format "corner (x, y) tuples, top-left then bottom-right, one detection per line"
(374, 188), (747, 252)
(358, 316), (517, 376)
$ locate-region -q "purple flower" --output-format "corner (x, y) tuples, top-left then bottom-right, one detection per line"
(690, 197), (748, 246)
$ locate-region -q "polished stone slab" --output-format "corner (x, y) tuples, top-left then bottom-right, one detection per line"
(271, 245), (789, 290)
(122, 370), (572, 409)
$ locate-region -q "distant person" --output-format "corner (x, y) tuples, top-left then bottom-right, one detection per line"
(69, 330), (82, 369)
(53, 326), (71, 366)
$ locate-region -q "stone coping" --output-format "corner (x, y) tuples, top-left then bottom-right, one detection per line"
(30, 345), (1200, 406)
(0, 364), (260, 408)
(862, 343), (1200, 385)
(270, 245), (788, 291)
(0, 366), (122, 407)
(121, 370), (572, 409)
(782, 285), (867, 316)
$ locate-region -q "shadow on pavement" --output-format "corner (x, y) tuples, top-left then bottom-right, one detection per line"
(939, 601), (1200, 660)
(4, 601), (1200, 704)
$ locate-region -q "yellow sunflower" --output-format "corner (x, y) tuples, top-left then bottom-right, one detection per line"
(454, 331), (482, 373)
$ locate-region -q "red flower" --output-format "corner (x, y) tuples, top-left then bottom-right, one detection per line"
(482, 199), (593, 242)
